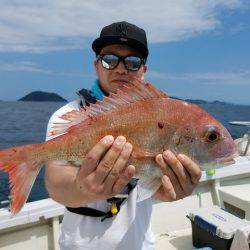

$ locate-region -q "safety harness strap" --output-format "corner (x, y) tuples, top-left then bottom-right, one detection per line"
(66, 179), (138, 221)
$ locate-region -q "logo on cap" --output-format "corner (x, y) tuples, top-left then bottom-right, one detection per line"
(116, 23), (130, 37)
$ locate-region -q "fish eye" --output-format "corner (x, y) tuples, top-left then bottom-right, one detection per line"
(205, 131), (220, 142)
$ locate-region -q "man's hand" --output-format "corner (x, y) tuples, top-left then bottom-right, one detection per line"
(153, 150), (201, 202)
(75, 135), (135, 203)
(45, 135), (135, 207)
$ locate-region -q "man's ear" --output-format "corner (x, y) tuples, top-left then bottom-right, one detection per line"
(93, 59), (99, 75)
(94, 60), (98, 70)
(143, 64), (148, 73)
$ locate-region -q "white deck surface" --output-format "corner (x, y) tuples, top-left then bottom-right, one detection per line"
(155, 228), (193, 250)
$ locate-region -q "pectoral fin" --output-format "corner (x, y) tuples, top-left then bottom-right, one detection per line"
(137, 177), (161, 202)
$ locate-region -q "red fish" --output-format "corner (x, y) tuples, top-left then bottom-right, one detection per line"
(0, 80), (237, 214)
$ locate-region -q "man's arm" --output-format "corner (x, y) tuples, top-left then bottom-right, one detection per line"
(45, 135), (135, 207)
(153, 150), (201, 201)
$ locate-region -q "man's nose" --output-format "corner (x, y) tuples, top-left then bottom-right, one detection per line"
(114, 61), (128, 74)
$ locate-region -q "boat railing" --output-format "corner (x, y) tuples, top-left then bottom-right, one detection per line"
(229, 121), (250, 156)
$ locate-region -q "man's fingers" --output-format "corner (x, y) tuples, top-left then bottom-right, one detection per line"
(177, 154), (201, 184)
(104, 142), (133, 193)
(162, 175), (176, 200)
(163, 150), (187, 182)
(155, 151), (201, 201)
(94, 136), (126, 184)
(155, 154), (168, 172)
(78, 135), (114, 178)
(112, 165), (135, 195)
(154, 175), (177, 201)
(156, 153), (186, 195)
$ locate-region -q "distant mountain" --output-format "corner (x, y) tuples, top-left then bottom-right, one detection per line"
(210, 100), (229, 105)
(184, 99), (209, 104)
(171, 96), (207, 103)
(16, 91), (248, 106)
(170, 96), (240, 106)
(18, 91), (67, 102)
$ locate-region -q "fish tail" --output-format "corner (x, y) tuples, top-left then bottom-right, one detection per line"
(0, 144), (42, 214)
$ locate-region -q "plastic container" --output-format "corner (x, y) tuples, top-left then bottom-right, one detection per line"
(188, 206), (250, 250)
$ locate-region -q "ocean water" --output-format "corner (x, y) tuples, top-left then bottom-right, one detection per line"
(0, 101), (64, 205)
(0, 101), (249, 205)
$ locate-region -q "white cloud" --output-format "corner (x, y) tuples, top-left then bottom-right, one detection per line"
(148, 69), (250, 85)
(0, 61), (49, 73)
(0, 0), (247, 52)
(1, 60), (249, 86)
(0, 61), (95, 77)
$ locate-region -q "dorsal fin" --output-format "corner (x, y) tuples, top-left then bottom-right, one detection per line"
(50, 79), (168, 137)
(49, 108), (88, 137)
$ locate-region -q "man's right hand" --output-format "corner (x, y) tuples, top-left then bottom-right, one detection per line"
(45, 135), (135, 207)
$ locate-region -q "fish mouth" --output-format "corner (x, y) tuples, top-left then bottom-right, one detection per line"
(217, 158), (235, 166)
(216, 152), (239, 166)
(201, 160), (233, 170)
(201, 153), (238, 170)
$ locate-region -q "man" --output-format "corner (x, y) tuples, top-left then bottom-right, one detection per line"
(45, 21), (201, 250)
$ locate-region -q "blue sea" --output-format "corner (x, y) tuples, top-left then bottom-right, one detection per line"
(0, 101), (249, 205)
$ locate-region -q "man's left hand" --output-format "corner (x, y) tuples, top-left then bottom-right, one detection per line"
(153, 150), (201, 201)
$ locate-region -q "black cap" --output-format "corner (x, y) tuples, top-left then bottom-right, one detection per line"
(92, 21), (148, 59)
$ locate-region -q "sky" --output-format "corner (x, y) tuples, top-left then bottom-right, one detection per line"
(0, 0), (250, 104)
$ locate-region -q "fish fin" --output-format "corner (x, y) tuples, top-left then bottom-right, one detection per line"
(132, 146), (157, 160)
(49, 108), (90, 137)
(50, 79), (168, 136)
(115, 79), (168, 102)
(0, 146), (41, 214)
(137, 177), (161, 202)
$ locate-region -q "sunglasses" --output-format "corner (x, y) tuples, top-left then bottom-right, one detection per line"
(98, 54), (145, 71)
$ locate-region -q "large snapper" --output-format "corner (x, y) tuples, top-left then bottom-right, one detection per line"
(0, 80), (236, 214)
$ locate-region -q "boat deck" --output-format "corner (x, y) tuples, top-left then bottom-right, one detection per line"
(155, 228), (193, 250)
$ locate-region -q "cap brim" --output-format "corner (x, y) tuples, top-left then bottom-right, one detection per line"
(92, 36), (148, 58)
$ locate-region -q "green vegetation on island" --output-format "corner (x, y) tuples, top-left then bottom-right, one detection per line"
(18, 91), (67, 102)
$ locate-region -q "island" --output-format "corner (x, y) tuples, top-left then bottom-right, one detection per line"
(18, 91), (67, 102)
(171, 96), (232, 105)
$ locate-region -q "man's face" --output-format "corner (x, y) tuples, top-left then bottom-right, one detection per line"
(94, 44), (147, 94)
